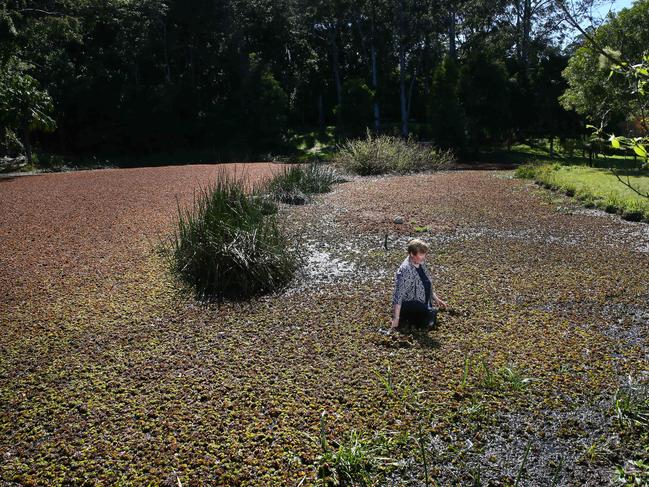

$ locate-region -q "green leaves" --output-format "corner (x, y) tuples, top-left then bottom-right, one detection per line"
(633, 142), (647, 159)
(0, 59), (56, 132)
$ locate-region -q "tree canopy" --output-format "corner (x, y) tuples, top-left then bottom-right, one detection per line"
(0, 0), (608, 159)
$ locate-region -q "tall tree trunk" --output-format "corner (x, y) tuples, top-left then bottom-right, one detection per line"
(162, 21), (171, 84)
(370, 3), (380, 131)
(521, 0), (531, 79)
(318, 93), (325, 130)
(189, 45), (196, 90)
(371, 44), (381, 131)
(448, 9), (456, 60)
(399, 54), (408, 136)
(549, 136), (554, 158)
(23, 125), (32, 164)
(328, 26), (342, 110)
(406, 66), (417, 135)
(398, 0), (408, 137)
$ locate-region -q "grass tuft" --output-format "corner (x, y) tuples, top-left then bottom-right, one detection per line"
(265, 162), (341, 204)
(478, 361), (532, 392)
(164, 171), (298, 301)
(614, 379), (649, 430)
(315, 412), (379, 486)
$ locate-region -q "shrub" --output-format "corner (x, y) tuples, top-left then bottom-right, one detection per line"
(514, 162), (539, 179)
(266, 163), (341, 204)
(334, 130), (454, 176)
(166, 172), (298, 301)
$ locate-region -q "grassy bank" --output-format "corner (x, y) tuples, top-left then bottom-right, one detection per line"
(516, 163), (649, 222)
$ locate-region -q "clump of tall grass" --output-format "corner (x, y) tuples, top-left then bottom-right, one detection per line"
(266, 162), (341, 204)
(166, 172), (298, 301)
(314, 412), (380, 486)
(334, 130), (454, 175)
(478, 360), (532, 392)
(614, 378), (649, 430)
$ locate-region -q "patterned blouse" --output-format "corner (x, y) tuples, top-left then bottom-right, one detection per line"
(392, 256), (434, 306)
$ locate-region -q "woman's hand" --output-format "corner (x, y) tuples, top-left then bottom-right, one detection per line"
(391, 317), (400, 328)
(434, 297), (448, 309)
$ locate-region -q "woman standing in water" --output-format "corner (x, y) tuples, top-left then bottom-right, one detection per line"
(391, 238), (447, 329)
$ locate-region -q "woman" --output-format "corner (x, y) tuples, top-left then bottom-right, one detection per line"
(391, 238), (447, 329)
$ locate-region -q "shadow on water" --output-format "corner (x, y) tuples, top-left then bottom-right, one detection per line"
(377, 326), (441, 350)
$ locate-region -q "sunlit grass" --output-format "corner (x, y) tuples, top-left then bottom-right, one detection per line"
(516, 162), (649, 221)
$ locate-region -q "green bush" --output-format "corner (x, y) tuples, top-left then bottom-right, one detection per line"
(265, 163), (341, 204)
(166, 173), (298, 301)
(514, 161), (546, 179)
(334, 131), (454, 175)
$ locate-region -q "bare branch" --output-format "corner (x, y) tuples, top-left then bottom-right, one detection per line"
(611, 167), (649, 198)
(554, 0), (622, 66)
(19, 8), (65, 17)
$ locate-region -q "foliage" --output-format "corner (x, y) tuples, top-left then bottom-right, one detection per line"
(165, 172), (298, 301)
(614, 378), (649, 430)
(334, 131), (454, 175)
(588, 53), (649, 199)
(241, 60), (289, 146)
(0, 59), (56, 160)
(612, 377), (649, 485)
(559, 0), (649, 198)
(470, 359), (533, 393)
(428, 57), (466, 151)
(560, 0), (649, 123)
(614, 460), (649, 485)
(265, 162), (341, 204)
(0, 0), (613, 161)
(458, 54), (511, 149)
(338, 78), (375, 134)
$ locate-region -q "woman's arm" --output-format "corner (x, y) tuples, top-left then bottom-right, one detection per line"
(432, 291), (447, 309)
(391, 303), (401, 328)
(424, 264), (446, 308)
(392, 268), (404, 327)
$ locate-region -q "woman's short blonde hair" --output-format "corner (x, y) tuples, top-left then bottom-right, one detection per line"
(407, 238), (429, 255)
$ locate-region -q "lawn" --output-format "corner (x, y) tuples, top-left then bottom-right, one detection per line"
(516, 163), (649, 222)
(1, 166), (648, 485)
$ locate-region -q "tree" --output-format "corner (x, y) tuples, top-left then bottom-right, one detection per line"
(459, 54), (511, 150)
(337, 78), (375, 134)
(428, 56), (465, 150)
(240, 55), (289, 147)
(0, 60), (56, 162)
(560, 0), (649, 124)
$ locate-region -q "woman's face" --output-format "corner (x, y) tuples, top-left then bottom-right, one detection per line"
(410, 251), (427, 265)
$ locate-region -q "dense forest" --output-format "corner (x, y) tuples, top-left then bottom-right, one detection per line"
(0, 0), (645, 161)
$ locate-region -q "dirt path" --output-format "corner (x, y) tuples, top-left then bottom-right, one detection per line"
(1, 167), (647, 485)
